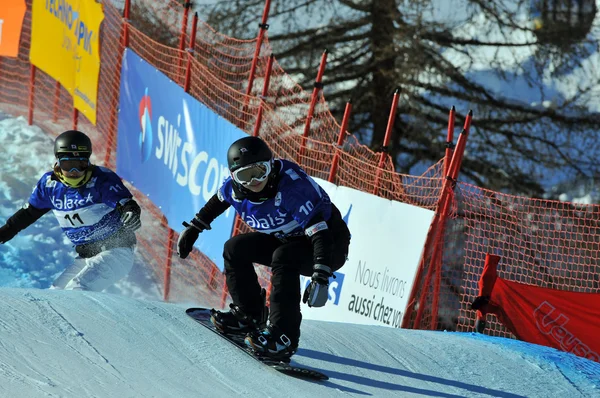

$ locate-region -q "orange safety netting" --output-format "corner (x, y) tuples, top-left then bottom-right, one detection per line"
(406, 181), (600, 337)
(3, 0), (596, 342)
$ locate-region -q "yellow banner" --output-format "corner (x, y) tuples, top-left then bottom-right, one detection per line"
(0, 0), (27, 57)
(29, 0), (104, 125)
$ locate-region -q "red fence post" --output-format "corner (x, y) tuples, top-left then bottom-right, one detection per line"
(242, 0), (272, 128)
(177, 2), (191, 86)
(297, 49), (328, 164)
(409, 110), (472, 330)
(328, 100), (352, 183)
(122, 0), (131, 47)
(444, 106), (456, 177)
(183, 12), (198, 93)
(52, 81), (61, 122)
(208, 264), (218, 290)
(27, 64), (36, 125)
(252, 54), (274, 137)
(163, 216), (174, 301)
(72, 108), (79, 130)
(372, 88), (400, 195)
(246, 0), (272, 98)
(401, 109), (471, 329)
(104, 0), (131, 167)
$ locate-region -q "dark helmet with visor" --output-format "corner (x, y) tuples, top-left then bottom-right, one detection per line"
(54, 130), (93, 173)
(227, 136), (273, 186)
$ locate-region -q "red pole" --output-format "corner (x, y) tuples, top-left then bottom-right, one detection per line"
(402, 111), (472, 329)
(373, 88), (400, 195)
(163, 6), (194, 302)
(208, 265), (218, 290)
(27, 64), (36, 125)
(72, 108), (79, 130)
(411, 110), (472, 330)
(328, 100), (352, 183)
(242, 0), (272, 128)
(297, 49), (328, 164)
(245, 0), (272, 99)
(164, 218), (174, 301)
(444, 106), (456, 177)
(448, 111), (472, 177)
(424, 113), (472, 330)
(177, 3), (191, 86)
(252, 54), (274, 137)
(52, 81), (61, 122)
(122, 0), (131, 47)
(183, 12), (198, 93)
(172, 13), (199, 300)
(104, 0), (131, 167)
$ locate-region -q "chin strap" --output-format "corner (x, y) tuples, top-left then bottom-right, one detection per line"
(53, 164), (94, 188)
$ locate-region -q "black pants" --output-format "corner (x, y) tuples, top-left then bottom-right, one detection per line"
(223, 214), (350, 341)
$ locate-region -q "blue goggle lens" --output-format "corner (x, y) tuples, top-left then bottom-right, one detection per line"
(59, 157), (90, 172)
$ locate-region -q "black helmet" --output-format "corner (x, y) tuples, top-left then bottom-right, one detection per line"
(227, 136), (272, 172)
(54, 130), (92, 159)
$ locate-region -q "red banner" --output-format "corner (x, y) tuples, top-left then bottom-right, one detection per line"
(476, 254), (600, 362)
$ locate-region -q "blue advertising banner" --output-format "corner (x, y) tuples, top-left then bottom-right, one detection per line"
(116, 49), (246, 270)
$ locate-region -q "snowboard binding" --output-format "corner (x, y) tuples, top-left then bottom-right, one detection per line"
(210, 288), (269, 335)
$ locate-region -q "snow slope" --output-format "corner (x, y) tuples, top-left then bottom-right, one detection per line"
(0, 287), (598, 398)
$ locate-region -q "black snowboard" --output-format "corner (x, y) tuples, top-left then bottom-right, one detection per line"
(186, 307), (328, 381)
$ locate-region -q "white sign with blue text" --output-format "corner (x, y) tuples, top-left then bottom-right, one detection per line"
(300, 178), (434, 328)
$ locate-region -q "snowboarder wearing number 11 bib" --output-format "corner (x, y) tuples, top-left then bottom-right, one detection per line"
(0, 130), (142, 291)
(177, 136), (351, 359)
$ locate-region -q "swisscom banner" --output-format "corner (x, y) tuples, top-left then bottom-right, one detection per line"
(117, 49), (245, 270)
(29, 0), (103, 124)
(300, 178), (434, 328)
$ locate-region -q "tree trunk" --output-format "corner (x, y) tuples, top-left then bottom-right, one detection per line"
(369, 0), (397, 150)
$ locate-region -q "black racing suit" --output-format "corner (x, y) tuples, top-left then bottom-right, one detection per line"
(196, 181), (350, 343)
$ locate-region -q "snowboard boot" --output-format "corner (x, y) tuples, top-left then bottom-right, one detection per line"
(244, 324), (299, 361)
(210, 289), (269, 335)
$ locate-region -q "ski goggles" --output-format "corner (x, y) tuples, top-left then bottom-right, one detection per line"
(58, 157), (90, 173)
(232, 161), (271, 186)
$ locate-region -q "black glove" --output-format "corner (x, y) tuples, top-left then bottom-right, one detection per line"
(0, 224), (17, 244)
(119, 199), (142, 231)
(177, 217), (211, 259)
(470, 295), (490, 311)
(302, 264), (332, 308)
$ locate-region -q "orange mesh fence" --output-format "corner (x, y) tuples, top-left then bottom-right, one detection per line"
(408, 181), (600, 337)
(193, 19), (269, 93)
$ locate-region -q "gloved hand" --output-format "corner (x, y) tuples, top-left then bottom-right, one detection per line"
(0, 224), (17, 244)
(177, 217), (210, 259)
(302, 264), (332, 308)
(119, 199), (142, 231)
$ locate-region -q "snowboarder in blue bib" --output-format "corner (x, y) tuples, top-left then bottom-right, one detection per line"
(0, 130), (142, 291)
(177, 136), (351, 359)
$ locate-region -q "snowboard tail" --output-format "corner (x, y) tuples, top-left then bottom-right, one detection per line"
(186, 307), (328, 381)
